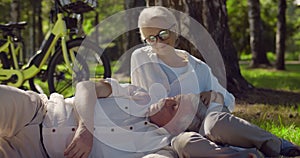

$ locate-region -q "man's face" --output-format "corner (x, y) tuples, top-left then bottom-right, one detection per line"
(149, 94), (198, 135)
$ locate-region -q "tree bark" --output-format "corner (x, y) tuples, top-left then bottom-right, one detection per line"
(247, 0), (271, 68)
(31, 0), (37, 51)
(146, 0), (252, 94)
(36, 0), (43, 49)
(29, 0), (43, 51)
(275, 0), (286, 70)
(11, 0), (20, 22)
(202, 0), (251, 94)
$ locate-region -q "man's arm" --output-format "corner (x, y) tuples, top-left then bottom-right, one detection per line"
(95, 79), (112, 98)
(64, 80), (112, 158)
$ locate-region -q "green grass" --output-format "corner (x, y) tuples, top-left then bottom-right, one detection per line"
(238, 63), (300, 145)
(240, 63), (300, 92)
(234, 104), (300, 145)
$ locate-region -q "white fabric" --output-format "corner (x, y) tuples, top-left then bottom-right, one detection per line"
(42, 87), (171, 158)
(138, 6), (178, 34)
(130, 47), (235, 112)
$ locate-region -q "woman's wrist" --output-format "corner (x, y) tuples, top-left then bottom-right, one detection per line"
(211, 90), (217, 102)
(211, 91), (224, 105)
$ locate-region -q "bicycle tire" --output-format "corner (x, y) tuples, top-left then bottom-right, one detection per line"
(0, 52), (10, 85)
(28, 66), (49, 94)
(0, 52), (10, 69)
(47, 39), (111, 97)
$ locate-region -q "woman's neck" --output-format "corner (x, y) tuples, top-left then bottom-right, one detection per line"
(157, 49), (188, 67)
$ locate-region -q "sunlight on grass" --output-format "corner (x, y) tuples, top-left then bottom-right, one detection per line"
(240, 63), (300, 92)
(259, 121), (299, 145)
(234, 104), (300, 145)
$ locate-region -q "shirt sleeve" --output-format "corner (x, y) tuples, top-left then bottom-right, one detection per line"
(130, 47), (169, 101)
(206, 65), (235, 112)
(191, 56), (235, 112)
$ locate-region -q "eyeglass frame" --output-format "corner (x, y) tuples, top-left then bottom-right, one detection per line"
(143, 24), (176, 45)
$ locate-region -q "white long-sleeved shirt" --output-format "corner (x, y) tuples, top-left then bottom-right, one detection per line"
(131, 47), (235, 112)
(42, 79), (171, 158)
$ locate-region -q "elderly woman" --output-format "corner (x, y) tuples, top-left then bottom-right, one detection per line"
(131, 6), (234, 114)
(129, 6), (300, 158)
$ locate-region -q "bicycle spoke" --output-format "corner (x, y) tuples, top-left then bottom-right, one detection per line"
(55, 80), (73, 94)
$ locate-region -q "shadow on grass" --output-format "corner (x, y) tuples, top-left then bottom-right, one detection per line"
(236, 88), (300, 107)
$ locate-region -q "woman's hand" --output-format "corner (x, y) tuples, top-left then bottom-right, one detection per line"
(200, 91), (215, 107)
(200, 90), (224, 107)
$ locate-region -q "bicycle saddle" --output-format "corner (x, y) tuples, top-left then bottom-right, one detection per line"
(0, 21), (27, 31)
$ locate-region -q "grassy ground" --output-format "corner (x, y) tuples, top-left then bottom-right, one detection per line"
(235, 62), (300, 145)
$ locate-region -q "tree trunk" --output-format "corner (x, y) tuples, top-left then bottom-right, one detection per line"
(247, 0), (271, 68)
(11, 0), (20, 22)
(114, 0), (146, 79)
(30, 0), (43, 51)
(202, 0), (251, 95)
(31, 0), (36, 51)
(275, 0), (286, 70)
(160, 0), (204, 60)
(36, 0), (43, 49)
(146, 0), (252, 95)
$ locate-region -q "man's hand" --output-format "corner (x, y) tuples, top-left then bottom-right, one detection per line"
(64, 124), (93, 158)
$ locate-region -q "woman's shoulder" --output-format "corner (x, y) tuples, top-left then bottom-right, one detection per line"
(132, 46), (152, 56)
(177, 49), (210, 70)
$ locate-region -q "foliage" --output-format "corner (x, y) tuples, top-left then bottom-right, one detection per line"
(82, 0), (124, 34)
(0, 0), (11, 23)
(227, 0), (300, 58)
(226, 0), (250, 55)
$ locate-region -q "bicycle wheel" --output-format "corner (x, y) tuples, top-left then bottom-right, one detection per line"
(0, 53), (10, 84)
(0, 53), (9, 69)
(47, 39), (111, 98)
(28, 65), (49, 94)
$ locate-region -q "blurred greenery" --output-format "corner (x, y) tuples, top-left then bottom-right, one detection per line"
(240, 63), (300, 92)
(234, 104), (300, 145)
(227, 0), (300, 58)
(240, 51), (300, 61)
(237, 63), (300, 145)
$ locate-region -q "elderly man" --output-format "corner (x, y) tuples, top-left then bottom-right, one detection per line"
(148, 94), (300, 158)
(0, 79), (177, 158)
(0, 79), (299, 158)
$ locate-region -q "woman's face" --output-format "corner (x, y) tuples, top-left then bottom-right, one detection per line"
(141, 27), (177, 53)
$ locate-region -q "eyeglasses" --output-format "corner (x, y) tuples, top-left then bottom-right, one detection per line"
(143, 24), (175, 45)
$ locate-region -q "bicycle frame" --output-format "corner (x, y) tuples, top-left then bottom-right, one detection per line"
(0, 36), (23, 69)
(0, 13), (77, 87)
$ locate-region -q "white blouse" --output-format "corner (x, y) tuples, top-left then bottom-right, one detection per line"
(131, 46), (235, 112)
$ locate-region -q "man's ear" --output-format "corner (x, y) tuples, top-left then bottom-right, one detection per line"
(149, 112), (164, 127)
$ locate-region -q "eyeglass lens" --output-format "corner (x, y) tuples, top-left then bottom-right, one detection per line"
(145, 30), (170, 44)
